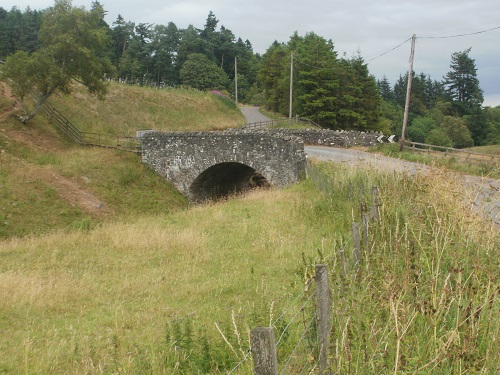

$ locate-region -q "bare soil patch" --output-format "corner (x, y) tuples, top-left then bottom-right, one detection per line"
(1, 82), (110, 217)
(12, 164), (112, 216)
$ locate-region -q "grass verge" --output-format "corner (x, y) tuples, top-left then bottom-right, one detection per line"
(371, 143), (500, 179)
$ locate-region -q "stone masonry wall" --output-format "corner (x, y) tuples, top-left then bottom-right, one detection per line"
(226, 128), (382, 147)
(141, 131), (306, 200)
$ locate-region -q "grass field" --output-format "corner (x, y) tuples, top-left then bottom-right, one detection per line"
(1, 164), (498, 373)
(0, 81), (498, 373)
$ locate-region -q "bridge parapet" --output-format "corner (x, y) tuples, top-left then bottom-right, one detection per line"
(226, 128), (382, 147)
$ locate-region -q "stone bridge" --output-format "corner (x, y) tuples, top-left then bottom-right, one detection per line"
(141, 131), (307, 202)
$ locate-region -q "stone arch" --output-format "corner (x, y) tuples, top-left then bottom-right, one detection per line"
(189, 162), (270, 202)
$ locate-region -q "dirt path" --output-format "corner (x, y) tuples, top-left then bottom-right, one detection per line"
(1, 82), (111, 216)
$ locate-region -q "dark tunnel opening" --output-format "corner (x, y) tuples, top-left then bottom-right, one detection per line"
(189, 162), (270, 202)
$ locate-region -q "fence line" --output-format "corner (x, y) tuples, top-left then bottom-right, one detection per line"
(275, 290), (316, 348)
(38, 99), (141, 153)
(39, 100), (82, 144)
(251, 265), (332, 375)
(242, 116), (322, 131)
(279, 312), (318, 375)
(250, 161), (382, 374)
(404, 140), (499, 163)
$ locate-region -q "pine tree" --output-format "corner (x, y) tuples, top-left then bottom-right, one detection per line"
(258, 41), (289, 113)
(294, 32), (339, 127)
(377, 76), (394, 102)
(336, 54), (381, 130)
(443, 48), (483, 116)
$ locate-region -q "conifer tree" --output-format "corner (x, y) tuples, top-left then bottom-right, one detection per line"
(443, 48), (483, 116)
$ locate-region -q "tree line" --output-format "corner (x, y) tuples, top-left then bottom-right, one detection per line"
(1, 1), (499, 145)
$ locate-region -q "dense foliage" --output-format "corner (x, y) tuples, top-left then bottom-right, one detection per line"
(0, 2), (499, 143)
(1, 0), (115, 122)
(377, 47), (499, 147)
(259, 33), (381, 130)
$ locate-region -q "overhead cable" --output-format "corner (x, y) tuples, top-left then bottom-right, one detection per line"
(419, 25), (500, 39)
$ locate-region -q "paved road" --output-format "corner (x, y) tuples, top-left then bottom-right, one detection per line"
(240, 106), (272, 123)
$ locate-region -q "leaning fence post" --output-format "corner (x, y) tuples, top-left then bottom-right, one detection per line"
(362, 213), (369, 251)
(251, 327), (278, 375)
(315, 264), (331, 374)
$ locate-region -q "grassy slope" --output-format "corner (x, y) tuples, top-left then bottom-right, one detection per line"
(50, 82), (246, 135)
(1, 83), (498, 373)
(0, 82), (245, 238)
(1, 166), (498, 374)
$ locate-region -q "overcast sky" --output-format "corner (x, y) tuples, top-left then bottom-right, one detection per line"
(4, 0), (500, 106)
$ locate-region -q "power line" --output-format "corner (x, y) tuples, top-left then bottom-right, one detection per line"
(419, 25), (500, 39)
(366, 37), (412, 62)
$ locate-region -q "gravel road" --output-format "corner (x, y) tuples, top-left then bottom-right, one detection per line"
(239, 107), (499, 225)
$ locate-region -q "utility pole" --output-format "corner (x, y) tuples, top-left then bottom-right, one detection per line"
(235, 57), (238, 104)
(400, 34), (416, 151)
(289, 52), (294, 120)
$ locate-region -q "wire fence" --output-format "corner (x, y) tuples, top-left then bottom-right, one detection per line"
(227, 160), (382, 374)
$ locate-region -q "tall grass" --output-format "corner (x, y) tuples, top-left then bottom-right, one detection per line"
(1, 163), (497, 373)
(313, 164), (499, 374)
(49, 82), (246, 135)
(373, 143), (500, 179)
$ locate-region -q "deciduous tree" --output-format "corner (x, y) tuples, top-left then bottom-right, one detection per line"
(179, 53), (228, 91)
(1, 0), (115, 123)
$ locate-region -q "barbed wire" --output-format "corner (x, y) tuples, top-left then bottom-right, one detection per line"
(275, 289), (316, 347)
(226, 278), (316, 374)
(271, 277), (314, 328)
(279, 312), (318, 375)
(226, 348), (252, 375)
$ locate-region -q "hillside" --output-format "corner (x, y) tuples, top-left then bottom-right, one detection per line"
(49, 82), (246, 135)
(1, 80), (499, 373)
(0, 81), (244, 238)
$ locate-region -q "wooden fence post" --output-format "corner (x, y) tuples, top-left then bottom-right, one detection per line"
(251, 327), (278, 375)
(315, 264), (331, 374)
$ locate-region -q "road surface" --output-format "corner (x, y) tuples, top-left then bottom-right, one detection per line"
(240, 106), (272, 123)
